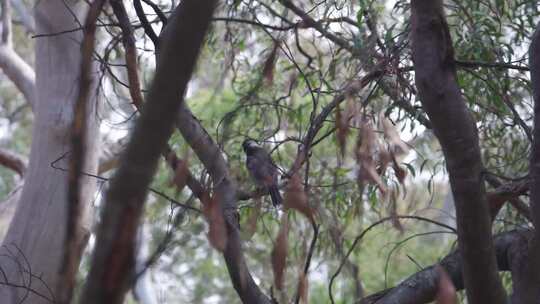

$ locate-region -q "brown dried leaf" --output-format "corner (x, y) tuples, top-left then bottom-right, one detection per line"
(355, 122), (387, 194)
(243, 198), (262, 240)
(335, 104), (349, 157)
(262, 41), (280, 85)
(435, 266), (457, 304)
(391, 154), (407, 185)
(272, 213), (289, 290)
(298, 271), (309, 304)
(284, 174), (314, 221)
(380, 114), (409, 156)
(487, 192), (507, 221)
(378, 148), (392, 177)
(169, 158), (189, 192)
(203, 195), (227, 252)
(390, 193), (404, 232)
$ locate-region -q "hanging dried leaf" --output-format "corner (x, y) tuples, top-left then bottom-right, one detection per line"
(262, 41), (280, 85)
(202, 195), (228, 252)
(391, 154), (407, 185)
(243, 198), (262, 240)
(335, 103), (349, 157)
(380, 114), (409, 156)
(284, 174), (314, 222)
(272, 213), (289, 290)
(355, 121), (387, 194)
(487, 192), (507, 221)
(390, 192), (404, 232)
(297, 271), (309, 304)
(435, 266), (457, 304)
(378, 147), (392, 177)
(169, 158), (189, 192)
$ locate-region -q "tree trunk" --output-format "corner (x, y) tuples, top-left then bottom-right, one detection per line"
(411, 1), (506, 303)
(0, 1), (99, 302)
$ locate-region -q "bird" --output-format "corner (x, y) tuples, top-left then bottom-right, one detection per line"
(242, 139), (282, 206)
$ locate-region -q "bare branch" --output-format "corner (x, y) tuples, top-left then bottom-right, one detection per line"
(9, 0), (34, 33)
(58, 0), (104, 302)
(133, 0), (159, 48)
(360, 229), (529, 304)
(175, 103), (272, 304)
(0, 0), (35, 108)
(111, 0), (144, 109)
(80, 1), (217, 303)
(0, 148), (26, 177)
(329, 215), (457, 304)
(1, 0), (12, 44)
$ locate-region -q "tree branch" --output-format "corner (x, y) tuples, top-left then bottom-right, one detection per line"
(80, 1), (216, 303)
(174, 103), (272, 304)
(0, 0), (35, 108)
(277, 0), (432, 129)
(360, 229), (530, 304)
(0, 148), (26, 177)
(522, 20), (540, 303)
(411, 1), (506, 303)
(9, 0), (34, 34)
(58, 0), (104, 302)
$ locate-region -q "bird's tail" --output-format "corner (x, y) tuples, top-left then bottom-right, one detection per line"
(269, 185), (282, 207)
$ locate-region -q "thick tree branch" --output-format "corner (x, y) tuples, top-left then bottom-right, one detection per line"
(133, 0), (159, 52)
(59, 0), (104, 302)
(174, 103), (272, 304)
(361, 229), (530, 304)
(523, 20), (540, 304)
(111, 0), (144, 109)
(485, 174), (531, 221)
(0, 0), (35, 108)
(80, 1), (216, 303)
(411, 1), (506, 303)
(0, 148), (26, 177)
(111, 0), (212, 213)
(10, 0), (34, 33)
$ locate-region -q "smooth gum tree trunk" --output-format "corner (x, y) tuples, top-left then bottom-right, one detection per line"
(0, 0), (99, 302)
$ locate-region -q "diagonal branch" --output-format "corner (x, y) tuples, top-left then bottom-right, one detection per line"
(174, 102), (272, 304)
(360, 229), (530, 304)
(111, 0), (211, 208)
(58, 0), (104, 302)
(0, 148), (26, 177)
(0, 0), (35, 108)
(80, 1), (216, 303)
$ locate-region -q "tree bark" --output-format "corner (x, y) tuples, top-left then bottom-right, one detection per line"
(410, 1), (506, 303)
(175, 104), (272, 304)
(80, 1), (216, 303)
(523, 20), (540, 304)
(0, 0), (99, 303)
(361, 229), (529, 304)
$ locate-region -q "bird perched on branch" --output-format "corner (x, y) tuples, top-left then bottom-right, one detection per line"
(242, 139), (282, 206)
